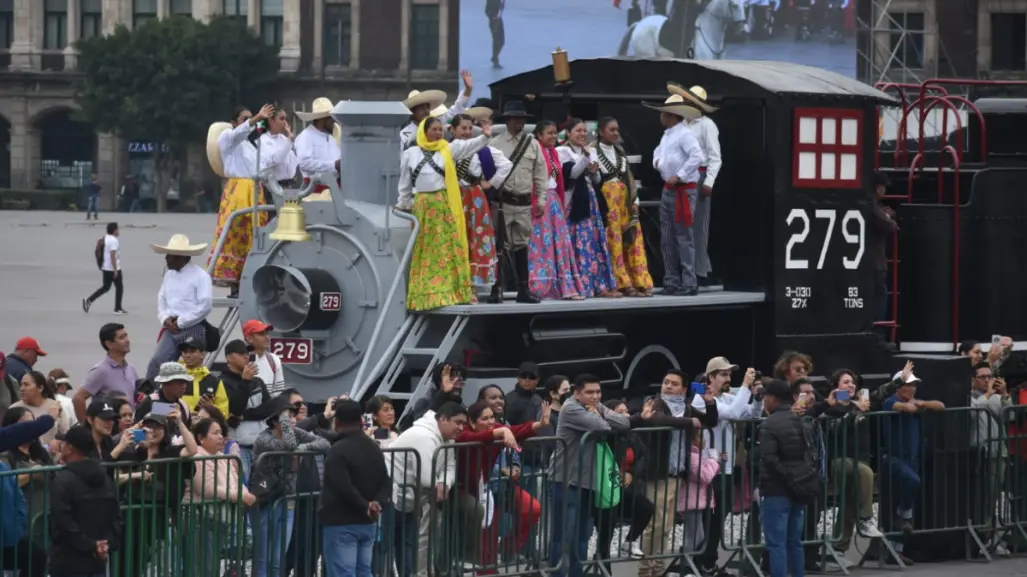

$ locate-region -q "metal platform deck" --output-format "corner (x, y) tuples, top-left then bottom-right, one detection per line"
(428, 290), (765, 315)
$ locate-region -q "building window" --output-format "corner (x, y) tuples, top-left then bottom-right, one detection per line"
(80, 0), (102, 40)
(889, 12), (924, 69)
(170, 0), (193, 17)
(0, 0), (13, 49)
(410, 4), (439, 70)
(323, 3), (351, 67)
(793, 108), (863, 189)
(260, 0), (283, 45)
(133, 0), (157, 28)
(991, 13), (1026, 71)
(44, 0), (68, 50)
(223, 0), (247, 24)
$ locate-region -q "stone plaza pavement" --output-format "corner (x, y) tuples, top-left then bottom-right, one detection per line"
(0, 210), (231, 383)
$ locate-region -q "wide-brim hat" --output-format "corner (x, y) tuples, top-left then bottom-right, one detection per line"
(466, 98), (494, 122)
(296, 97), (335, 122)
(153, 361), (192, 384)
(151, 234), (208, 257)
(642, 94), (702, 120)
(430, 104), (449, 118)
(497, 101), (533, 120)
(403, 89), (447, 111)
(667, 83), (719, 114)
(206, 122), (232, 178)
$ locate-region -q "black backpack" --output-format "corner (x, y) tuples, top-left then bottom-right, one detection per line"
(94, 238), (105, 269)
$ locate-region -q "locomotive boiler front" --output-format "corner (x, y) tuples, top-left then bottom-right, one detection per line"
(238, 101), (415, 400)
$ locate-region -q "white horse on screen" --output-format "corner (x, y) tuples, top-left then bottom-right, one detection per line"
(618, 0), (746, 60)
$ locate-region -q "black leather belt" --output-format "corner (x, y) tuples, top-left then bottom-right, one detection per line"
(499, 191), (532, 207)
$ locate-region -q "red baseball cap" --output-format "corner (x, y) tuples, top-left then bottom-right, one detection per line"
(16, 337), (46, 356)
(242, 320), (274, 337)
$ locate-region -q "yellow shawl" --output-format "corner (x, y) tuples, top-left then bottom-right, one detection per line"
(416, 118), (471, 279)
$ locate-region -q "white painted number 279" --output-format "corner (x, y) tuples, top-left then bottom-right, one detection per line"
(784, 209), (865, 270)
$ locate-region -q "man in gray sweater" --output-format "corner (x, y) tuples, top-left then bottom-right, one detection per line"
(548, 373), (630, 577)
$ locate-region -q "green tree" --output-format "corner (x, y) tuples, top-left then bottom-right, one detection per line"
(74, 16), (280, 211)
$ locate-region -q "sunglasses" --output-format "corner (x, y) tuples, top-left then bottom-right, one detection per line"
(520, 373), (538, 380)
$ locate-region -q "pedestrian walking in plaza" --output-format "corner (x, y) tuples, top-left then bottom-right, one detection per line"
(84, 221), (126, 315)
(84, 173), (101, 221)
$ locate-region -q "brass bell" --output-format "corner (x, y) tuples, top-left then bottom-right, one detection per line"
(269, 200), (312, 242)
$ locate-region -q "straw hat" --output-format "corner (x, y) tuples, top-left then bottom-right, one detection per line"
(667, 83), (719, 114)
(402, 89), (447, 111)
(641, 94), (702, 120)
(206, 122), (232, 178)
(150, 234), (208, 257)
(466, 97), (494, 122)
(295, 97), (334, 122)
(430, 103), (449, 117)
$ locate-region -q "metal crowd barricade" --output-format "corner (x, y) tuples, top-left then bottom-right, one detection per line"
(426, 436), (564, 577)
(999, 405), (1027, 552)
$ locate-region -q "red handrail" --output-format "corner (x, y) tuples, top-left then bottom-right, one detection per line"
(897, 95), (964, 167)
(942, 95), (987, 160)
(917, 79), (1027, 160)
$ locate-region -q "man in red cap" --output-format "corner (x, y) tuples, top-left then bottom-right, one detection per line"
(7, 337), (46, 384)
(243, 320), (285, 397)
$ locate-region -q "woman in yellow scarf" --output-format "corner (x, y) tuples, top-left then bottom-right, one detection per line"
(395, 116), (492, 311)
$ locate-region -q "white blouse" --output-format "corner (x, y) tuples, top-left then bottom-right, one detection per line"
(397, 135), (489, 209)
(556, 144), (599, 213)
(456, 145), (513, 189)
(597, 142), (640, 206)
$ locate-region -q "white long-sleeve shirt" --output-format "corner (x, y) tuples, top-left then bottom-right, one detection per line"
(685, 116), (723, 188)
(691, 386), (763, 475)
(397, 135), (489, 209)
(259, 132), (298, 181)
(294, 125), (340, 178)
(157, 263), (213, 329)
(653, 123), (705, 184)
(556, 144), (599, 213)
(218, 121), (290, 179)
(388, 411), (455, 513)
(457, 145), (513, 189)
(398, 92), (470, 154)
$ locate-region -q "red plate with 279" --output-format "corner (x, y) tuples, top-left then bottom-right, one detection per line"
(270, 337), (313, 365)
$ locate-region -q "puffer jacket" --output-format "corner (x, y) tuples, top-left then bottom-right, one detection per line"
(757, 406), (811, 498)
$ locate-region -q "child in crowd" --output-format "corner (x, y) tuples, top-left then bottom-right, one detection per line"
(678, 427), (721, 553)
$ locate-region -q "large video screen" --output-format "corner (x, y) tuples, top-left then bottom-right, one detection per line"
(460, 0), (857, 87)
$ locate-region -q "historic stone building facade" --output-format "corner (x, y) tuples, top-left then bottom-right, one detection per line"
(1, 0), (459, 204)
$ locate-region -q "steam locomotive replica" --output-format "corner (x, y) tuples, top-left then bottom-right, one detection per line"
(205, 56), (1027, 409)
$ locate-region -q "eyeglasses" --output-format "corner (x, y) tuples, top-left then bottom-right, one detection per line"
(975, 374), (995, 380)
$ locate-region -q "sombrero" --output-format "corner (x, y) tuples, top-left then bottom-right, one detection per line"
(430, 104), (449, 117)
(403, 89), (447, 111)
(466, 97), (494, 122)
(642, 94), (702, 120)
(667, 83), (719, 114)
(206, 122), (232, 179)
(150, 234), (208, 257)
(296, 97), (334, 122)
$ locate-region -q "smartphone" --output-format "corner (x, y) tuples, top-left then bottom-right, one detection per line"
(836, 390), (852, 402)
(798, 392), (810, 405)
(203, 383), (217, 397)
(151, 402), (174, 416)
(132, 429), (146, 443)
(373, 427), (391, 440)
(691, 382), (707, 395)
(247, 343), (256, 364)
(362, 414), (374, 429)
(860, 389), (870, 402)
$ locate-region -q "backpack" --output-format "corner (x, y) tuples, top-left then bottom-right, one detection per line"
(0, 461), (27, 548)
(94, 238), (105, 269)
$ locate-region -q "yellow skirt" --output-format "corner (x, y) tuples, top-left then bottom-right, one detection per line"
(600, 179), (653, 290)
(407, 190), (474, 311)
(208, 178), (269, 286)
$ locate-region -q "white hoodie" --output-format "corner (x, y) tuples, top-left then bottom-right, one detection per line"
(388, 410), (456, 513)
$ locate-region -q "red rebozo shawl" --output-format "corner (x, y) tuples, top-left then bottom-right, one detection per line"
(537, 145), (566, 213)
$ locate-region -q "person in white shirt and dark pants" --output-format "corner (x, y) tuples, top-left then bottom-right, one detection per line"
(646, 88), (706, 296)
(295, 97), (341, 199)
(84, 222), (126, 314)
(146, 234), (214, 380)
(682, 85), (724, 286)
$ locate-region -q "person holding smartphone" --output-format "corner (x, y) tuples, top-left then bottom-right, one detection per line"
(176, 336), (230, 417)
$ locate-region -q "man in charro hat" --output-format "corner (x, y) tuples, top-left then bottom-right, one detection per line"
(646, 89), (706, 296)
(146, 234), (214, 380)
(670, 83), (722, 287)
(295, 97), (341, 201)
(399, 69), (475, 154)
(488, 100), (546, 304)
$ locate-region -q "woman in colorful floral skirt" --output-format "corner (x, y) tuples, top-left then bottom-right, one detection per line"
(557, 118), (620, 298)
(595, 116), (654, 296)
(396, 116), (491, 311)
(528, 120), (584, 300)
(451, 113), (512, 299)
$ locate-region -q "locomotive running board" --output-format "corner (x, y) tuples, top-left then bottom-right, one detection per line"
(426, 290), (765, 315)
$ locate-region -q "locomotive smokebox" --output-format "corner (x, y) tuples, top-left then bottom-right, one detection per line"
(253, 264), (342, 332)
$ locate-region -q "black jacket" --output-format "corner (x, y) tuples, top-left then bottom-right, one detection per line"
(808, 401), (871, 463)
(757, 406), (810, 498)
(218, 369), (273, 427)
(319, 429), (391, 526)
(49, 458), (123, 575)
(630, 397), (718, 481)
(506, 385), (545, 466)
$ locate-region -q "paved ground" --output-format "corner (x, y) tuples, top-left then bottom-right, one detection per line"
(0, 210), (228, 383)
(458, 0), (856, 89)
